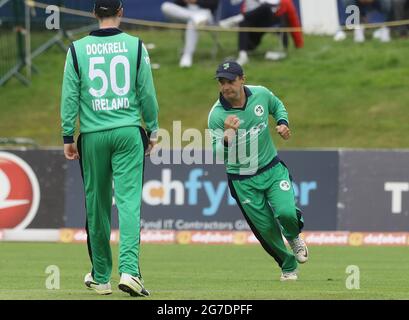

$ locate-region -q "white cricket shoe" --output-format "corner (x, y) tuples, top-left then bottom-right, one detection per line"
(354, 26), (365, 43)
(333, 30), (347, 42)
(118, 273), (150, 297)
(179, 53), (193, 68)
(265, 51), (287, 61)
(280, 270), (298, 281)
(84, 272), (112, 295)
(236, 51), (249, 66)
(376, 26), (390, 43)
(288, 235), (309, 264)
(373, 27), (382, 40)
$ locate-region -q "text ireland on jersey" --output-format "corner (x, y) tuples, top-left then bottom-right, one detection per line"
(92, 97), (130, 111)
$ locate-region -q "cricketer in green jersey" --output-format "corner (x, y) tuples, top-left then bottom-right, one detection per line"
(208, 61), (308, 281)
(60, 0), (158, 296)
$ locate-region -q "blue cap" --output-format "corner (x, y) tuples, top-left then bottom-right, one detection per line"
(94, 0), (122, 17)
(215, 61), (244, 81)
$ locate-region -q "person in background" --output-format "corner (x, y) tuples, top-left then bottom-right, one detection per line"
(218, 0), (303, 65)
(161, 0), (220, 68)
(334, 0), (393, 43)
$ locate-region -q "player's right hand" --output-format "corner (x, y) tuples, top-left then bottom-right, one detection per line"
(64, 143), (80, 160)
(224, 115), (240, 131)
(224, 115), (240, 145)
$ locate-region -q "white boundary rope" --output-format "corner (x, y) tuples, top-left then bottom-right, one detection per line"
(27, 1), (409, 33)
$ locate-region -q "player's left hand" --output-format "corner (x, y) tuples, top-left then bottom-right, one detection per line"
(64, 143), (80, 160)
(276, 124), (291, 140)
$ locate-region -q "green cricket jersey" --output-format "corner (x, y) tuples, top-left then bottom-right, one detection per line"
(60, 28), (159, 143)
(208, 85), (289, 175)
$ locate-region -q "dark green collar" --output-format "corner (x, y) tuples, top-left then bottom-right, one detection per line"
(219, 86), (253, 111)
(90, 28), (123, 37)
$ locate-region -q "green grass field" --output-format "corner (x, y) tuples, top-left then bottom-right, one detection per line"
(2, 28), (409, 302)
(1, 243), (409, 300)
(1, 29), (409, 148)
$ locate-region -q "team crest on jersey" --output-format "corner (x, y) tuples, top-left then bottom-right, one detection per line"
(279, 180), (291, 191)
(145, 56), (151, 65)
(254, 105), (264, 117)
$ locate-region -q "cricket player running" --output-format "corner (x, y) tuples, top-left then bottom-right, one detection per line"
(60, 0), (159, 296)
(208, 61), (308, 281)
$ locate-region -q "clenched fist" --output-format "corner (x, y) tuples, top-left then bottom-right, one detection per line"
(224, 115), (240, 144)
(224, 115), (240, 131)
(276, 124), (291, 140)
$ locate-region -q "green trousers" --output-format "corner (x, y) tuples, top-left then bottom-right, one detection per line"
(77, 126), (146, 284)
(228, 161), (304, 273)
